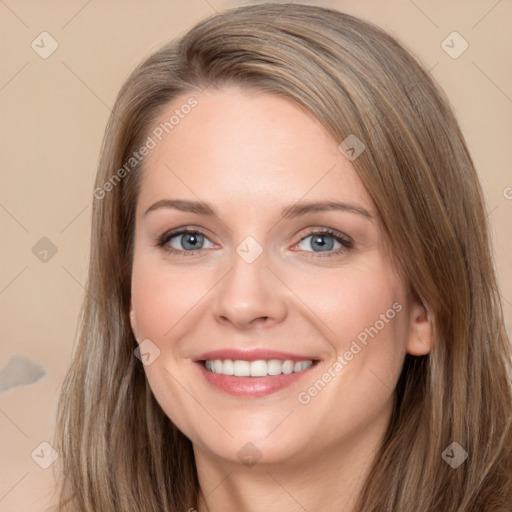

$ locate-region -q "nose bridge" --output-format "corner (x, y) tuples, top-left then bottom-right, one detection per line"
(212, 234), (286, 327)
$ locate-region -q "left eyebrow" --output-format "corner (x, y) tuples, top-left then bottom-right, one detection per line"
(280, 200), (373, 220)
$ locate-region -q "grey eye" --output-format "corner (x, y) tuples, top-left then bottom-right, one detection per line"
(169, 232), (214, 251)
(298, 233), (341, 252)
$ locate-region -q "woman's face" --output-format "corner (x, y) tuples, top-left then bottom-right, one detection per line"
(129, 87), (431, 468)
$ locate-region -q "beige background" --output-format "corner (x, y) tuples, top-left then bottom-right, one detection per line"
(0, 1), (510, 510)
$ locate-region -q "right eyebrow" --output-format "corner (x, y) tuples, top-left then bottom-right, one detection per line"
(144, 199), (219, 218)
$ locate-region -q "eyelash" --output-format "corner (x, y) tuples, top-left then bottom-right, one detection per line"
(156, 227), (353, 259)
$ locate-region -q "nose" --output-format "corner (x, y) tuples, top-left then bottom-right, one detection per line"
(211, 244), (288, 330)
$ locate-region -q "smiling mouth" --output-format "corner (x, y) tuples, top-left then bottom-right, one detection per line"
(202, 358), (319, 377)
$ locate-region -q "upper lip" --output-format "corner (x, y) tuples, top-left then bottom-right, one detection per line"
(194, 348), (319, 362)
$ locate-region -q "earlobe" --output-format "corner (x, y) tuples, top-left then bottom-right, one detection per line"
(406, 302), (433, 356)
(129, 299), (138, 341)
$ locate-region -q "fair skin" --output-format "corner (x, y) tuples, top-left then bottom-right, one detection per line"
(129, 86), (432, 512)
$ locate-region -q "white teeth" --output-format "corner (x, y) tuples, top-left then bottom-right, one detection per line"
(213, 360), (223, 373)
(233, 360), (250, 377)
(223, 359), (234, 375)
(204, 358), (314, 377)
(282, 360), (294, 374)
(294, 361), (309, 372)
(250, 360), (267, 377)
(267, 359), (282, 375)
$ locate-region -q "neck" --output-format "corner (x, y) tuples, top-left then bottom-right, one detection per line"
(194, 407), (390, 512)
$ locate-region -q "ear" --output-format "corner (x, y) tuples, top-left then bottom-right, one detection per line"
(405, 300), (433, 356)
(129, 298), (139, 342)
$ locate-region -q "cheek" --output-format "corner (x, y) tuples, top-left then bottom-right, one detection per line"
(130, 258), (208, 434)
(291, 269), (409, 437)
(130, 257), (208, 341)
(291, 265), (406, 346)
(290, 263), (409, 388)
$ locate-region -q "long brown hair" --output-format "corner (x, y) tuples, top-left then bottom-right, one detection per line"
(53, 3), (512, 510)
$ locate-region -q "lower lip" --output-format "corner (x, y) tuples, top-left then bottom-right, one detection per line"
(195, 361), (319, 397)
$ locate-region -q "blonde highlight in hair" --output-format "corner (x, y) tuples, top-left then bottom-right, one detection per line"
(54, 3), (512, 511)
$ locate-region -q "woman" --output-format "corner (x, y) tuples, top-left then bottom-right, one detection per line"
(54, 3), (512, 511)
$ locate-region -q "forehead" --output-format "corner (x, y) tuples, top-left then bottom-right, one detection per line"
(136, 87), (375, 218)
